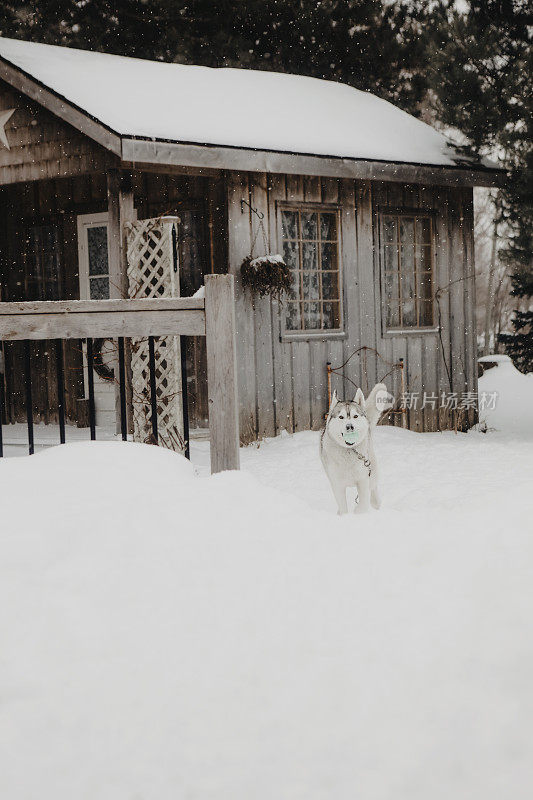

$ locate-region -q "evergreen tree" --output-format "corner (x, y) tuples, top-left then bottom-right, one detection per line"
(428, 0), (532, 369)
(499, 271), (533, 373)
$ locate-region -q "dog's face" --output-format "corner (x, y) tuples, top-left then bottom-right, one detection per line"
(326, 390), (369, 449)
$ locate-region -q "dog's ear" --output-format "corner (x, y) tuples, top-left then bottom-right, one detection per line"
(353, 387), (365, 409)
(328, 389), (339, 414)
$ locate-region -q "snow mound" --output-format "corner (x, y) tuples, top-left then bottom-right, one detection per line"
(478, 355), (533, 434)
(1, 433), (533, 798)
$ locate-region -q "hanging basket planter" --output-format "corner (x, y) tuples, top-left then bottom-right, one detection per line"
(240, 199), (292, 301)
(241, 253), (292, 300)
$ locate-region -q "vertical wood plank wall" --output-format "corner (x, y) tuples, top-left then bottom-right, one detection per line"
(226, 173), (477, 442)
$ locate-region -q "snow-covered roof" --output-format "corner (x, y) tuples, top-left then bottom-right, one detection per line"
(0, 36), (496, 173)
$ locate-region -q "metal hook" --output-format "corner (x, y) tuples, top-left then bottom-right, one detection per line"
(240, 198), (265, 220)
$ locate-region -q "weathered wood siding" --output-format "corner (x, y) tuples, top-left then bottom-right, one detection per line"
(0, 158), (476, 437)
(0, 79), (114, 184)
(227, 173), (477, 441)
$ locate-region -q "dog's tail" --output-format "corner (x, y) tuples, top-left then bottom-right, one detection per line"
(365, 383), (394, 427)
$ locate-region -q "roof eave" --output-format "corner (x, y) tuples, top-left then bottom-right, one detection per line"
(122, 138), (505, 188)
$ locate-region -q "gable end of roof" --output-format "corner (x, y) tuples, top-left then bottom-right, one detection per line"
(0, 54), (122, 156)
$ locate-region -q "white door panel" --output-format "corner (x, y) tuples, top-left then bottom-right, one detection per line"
(77, 213), (115, 428)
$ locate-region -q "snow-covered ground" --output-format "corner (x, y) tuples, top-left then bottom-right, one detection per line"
(1, 360), (532, 799)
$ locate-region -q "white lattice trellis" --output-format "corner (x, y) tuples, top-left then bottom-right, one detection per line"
(126, 216), (184, 451)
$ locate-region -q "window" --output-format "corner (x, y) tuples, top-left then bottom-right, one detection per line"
(381, 213), (434, 329)
(281, 206), (342, 333)
(86, 225), (110, 299)
(77, 213), (111, 301)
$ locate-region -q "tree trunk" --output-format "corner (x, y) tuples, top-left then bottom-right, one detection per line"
(483, 219), (498, 356)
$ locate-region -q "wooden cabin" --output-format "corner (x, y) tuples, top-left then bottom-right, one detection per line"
(0, 37), (501, 443)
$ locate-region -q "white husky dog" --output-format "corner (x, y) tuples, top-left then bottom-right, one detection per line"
(320, 383), (393, 515)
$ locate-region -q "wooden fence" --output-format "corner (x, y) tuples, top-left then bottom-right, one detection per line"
(0, 273), (240, 473)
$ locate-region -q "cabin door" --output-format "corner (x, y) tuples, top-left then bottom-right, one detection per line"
(77, 213), (115, 429)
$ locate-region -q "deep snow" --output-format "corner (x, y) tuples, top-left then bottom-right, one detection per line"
(1, 422), (532, 799)
(1, 357), (532, 798)
(0, 35), (478, 167)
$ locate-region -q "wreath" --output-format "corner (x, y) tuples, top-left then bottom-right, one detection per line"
(92, 338), (115, 382)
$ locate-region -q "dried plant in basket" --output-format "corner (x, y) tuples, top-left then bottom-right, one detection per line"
(241, 254), (292, 300)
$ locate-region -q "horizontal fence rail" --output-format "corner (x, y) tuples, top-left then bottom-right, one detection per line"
(0, 297), (206, 340)
(0, 275), (239, 473)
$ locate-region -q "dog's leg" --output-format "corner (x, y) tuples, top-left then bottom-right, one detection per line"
(331, 481), (348, 515)
(355, 477), (371, 514)
(371, 487), (381, 510)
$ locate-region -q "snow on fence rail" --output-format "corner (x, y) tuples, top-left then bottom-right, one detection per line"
(0, 273), (240, 474)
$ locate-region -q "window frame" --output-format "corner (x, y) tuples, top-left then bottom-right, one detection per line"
(378, 207), (438, 335)
(77, 212), (111, 301)
(277, 201), (345, 340)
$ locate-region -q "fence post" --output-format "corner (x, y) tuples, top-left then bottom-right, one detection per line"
(205, 274), (240, 473)
(107, 169), (135, 436)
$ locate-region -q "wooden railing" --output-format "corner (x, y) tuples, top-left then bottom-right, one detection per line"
(0, 273), (240, 474)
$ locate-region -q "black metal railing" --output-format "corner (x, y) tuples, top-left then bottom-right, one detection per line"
(0, 278), (239, 474)
(0, 335), (189, 458)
